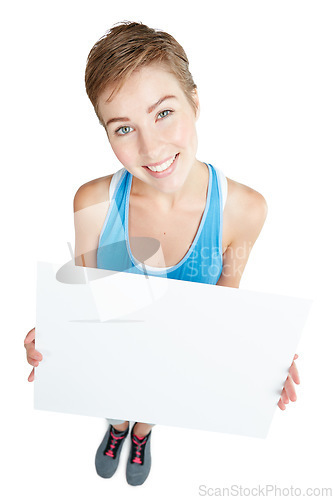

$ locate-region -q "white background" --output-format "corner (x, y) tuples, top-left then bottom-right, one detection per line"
(2, 0), (332, 498)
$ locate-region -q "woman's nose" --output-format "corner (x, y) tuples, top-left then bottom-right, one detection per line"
(138, 130), (163, 161)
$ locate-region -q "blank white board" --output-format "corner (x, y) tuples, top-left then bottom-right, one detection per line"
(34, 261), (313, 438)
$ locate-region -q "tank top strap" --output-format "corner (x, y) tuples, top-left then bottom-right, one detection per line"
(98, 168), (127, 247)
(109, 168), (127, 201)
(215, 167), (228, 211)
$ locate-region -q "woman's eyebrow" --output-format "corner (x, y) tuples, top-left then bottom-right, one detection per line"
(147, 95), (177, 113)
(105, 95), (177, 127)
(106, 116), (130, 126)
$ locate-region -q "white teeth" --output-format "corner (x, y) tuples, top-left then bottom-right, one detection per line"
(146, 154), (177, 172)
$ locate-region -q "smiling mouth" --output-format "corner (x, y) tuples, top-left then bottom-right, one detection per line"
(143, 153), (179, 173)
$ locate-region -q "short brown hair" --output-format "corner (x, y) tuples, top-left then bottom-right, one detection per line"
(85, 21), (197, 126)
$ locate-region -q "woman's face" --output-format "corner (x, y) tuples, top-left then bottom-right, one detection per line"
(97, 64), (200, 195)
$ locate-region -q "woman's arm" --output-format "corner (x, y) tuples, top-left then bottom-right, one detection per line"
(216, 184), (268, 289)
(73, 177), (112, 268)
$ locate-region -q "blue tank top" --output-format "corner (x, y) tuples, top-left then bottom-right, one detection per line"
(97, 163), (227, 285)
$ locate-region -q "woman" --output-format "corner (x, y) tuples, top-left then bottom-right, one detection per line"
(24, 21), (300, 486)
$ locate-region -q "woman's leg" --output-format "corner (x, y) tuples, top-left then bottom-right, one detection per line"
(106, 419), (155, 435)
(106, 418), (129, 431)
(132, 422), (155, 437)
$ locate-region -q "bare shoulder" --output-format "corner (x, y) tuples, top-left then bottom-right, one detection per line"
(73, 173), (114, 267)
(226, 177), (268, 214)
(225, 176), (268, 242)
(74, 174), (113, 212)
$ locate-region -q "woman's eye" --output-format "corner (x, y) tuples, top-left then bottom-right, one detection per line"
(157, 109), (173, 119)
(116, 125), (133, 135)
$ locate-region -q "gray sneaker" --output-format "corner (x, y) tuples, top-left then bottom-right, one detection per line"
(126, 423), (152, 486)
(95, 424), (129, 478)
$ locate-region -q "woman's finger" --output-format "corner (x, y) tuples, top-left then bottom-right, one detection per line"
(289, 360), (300, 384)
(26, 345), (42, 361)
(27, 356), (40, 367)
(24, 327), (36, 346)
(28, 367), (35, 382)
(278, 398), (286, 410)
(25, 342), (42, 363)
(281, 387), (289, 405)
(284, 374), (297, 402)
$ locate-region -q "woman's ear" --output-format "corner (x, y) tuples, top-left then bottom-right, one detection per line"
(192, 88), (200, 120)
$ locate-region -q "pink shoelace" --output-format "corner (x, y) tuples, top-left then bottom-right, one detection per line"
(131, 434), (148, 464)
(104, 430), (126, 458)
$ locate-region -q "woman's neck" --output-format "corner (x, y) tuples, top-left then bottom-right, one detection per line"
(130, 159), (208, 212)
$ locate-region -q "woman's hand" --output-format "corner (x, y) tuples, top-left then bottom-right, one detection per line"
(24, 327), (43, 382)
(278, 354), (300, 410)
